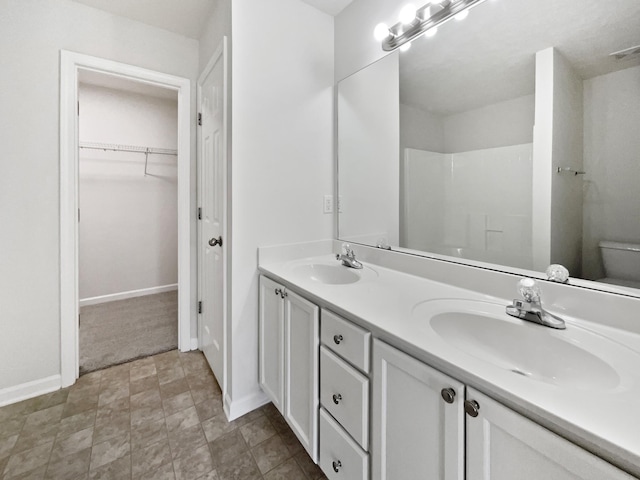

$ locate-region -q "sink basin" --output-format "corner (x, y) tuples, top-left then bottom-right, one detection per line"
(293, 264), (361, 285)
(412, 299), (637, 391)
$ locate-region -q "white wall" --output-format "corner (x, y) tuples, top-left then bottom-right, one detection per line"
(79, 84), (178, 299)
(228, 0), (334, 414)
(339, 52), (400, 246)
(400, 103), (445, 154)
(583, 65), (640, 280)
(0, 0), (198, 393)
(443, 95), (535, 153)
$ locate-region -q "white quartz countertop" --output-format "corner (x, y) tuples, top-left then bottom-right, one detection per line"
(259, 253), (640, 477)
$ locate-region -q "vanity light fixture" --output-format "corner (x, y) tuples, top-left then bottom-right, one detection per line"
(376, 0), (488, 51)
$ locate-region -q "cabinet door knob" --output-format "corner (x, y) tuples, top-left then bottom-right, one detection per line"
(332, 460), (342, 473)
(441, 388), (456, 404)
(464, 399), (480, 417)
(333, 334), (344, 345)
(332, 393), (342, 405)
(275, 288), (281, 296)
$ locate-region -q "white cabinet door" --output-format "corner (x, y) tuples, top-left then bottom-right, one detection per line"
(372, 339), (464, 480)
(259, 276), (285, 413)
(466, 388), (635, 480)
(285, 289), (320, 462)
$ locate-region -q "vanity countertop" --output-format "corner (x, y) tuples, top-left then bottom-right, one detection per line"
(259, 252), (640, 478)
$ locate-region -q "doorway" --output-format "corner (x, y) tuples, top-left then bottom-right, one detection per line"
(77, 72), (179, 373)
(60, 51), (192, 387)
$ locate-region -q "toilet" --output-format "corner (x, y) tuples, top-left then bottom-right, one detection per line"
(598, 240), (640, 288)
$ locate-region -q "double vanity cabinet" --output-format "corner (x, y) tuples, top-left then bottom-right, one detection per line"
(258, 272), (636, 479)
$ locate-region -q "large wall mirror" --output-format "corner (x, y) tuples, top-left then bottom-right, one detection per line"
(338, 0), (640, 296)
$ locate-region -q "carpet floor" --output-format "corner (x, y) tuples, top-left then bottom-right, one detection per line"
(79, 290), (178, 374)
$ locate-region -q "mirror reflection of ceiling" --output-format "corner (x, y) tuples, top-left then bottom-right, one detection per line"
(400, 0), (640, 116)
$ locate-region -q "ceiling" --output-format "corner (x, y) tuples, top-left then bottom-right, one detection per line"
(71, 0), (353, 39)
(399, 0), (640, 116)
(299, 0), (353, 16)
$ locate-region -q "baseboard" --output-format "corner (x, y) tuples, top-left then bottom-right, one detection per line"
(80, 284), (178, 307)
(0, 375), (61, 408)
(224, 390), (270, 422)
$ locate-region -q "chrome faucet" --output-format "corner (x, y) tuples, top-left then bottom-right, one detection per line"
(336, 243), (363, 269)
(506, 278), (566, 329)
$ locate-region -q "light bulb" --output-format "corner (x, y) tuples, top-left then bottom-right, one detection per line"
(399, 4), (417, 24)
(399, 42), (412, 52)
(454, 9), (469, 20)
(425, 27), (438, 38)
(373, 23), (391, 41)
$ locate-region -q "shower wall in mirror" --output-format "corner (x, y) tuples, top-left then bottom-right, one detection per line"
(337, 0), (640, 294)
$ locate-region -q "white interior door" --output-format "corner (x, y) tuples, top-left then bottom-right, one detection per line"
(198, 39), (227, 387)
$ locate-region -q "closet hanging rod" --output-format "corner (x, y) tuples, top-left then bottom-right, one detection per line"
(79, 141), (177, 156)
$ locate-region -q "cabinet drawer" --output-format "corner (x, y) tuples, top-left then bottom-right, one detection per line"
(321, 309), (371, 373)
(319, 408), (369, 480)
(320, 346), (369, 450)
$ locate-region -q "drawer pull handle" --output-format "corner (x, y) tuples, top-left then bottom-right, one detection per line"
(332, 393), (342, 405)
(441, 388), (456, 404)
(332, 460), (342, 473)
(464, 399), (480, 418)
(333, 334), (344, 345)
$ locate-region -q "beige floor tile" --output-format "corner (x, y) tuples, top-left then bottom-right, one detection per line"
(88, 454), (131, 480)
(239, 416), (277, 448)
(131, 437), (172, 477)
(130, 418), (167, 451)
(0, 351), (324, 480)
(3, 440), (54, 478)
(165, 406), (199, 433)
(250, 435), (292, 474)
(172, 444), (213, 480)
(45, 447), (91, 479)
(136, 461), (176, 480)
(51, 427), (94, 461)
(162, 391), (194, 417)
(262, 457), (307, 480)
(209, 429), (249, 467)
(201, 414), (237, 443)
(194, 397), (224, 423)
(217, 451), (262, 480)
(168, 424), (207, 460)
(90, 432), (130, 470)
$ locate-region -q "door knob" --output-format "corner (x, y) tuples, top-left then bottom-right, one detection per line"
(209, 236), (223, 247)
(464, 399), (480, 417)
(441, 388), (456, 404)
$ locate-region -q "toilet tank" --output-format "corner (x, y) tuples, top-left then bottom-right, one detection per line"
(599, 241), (640, 282)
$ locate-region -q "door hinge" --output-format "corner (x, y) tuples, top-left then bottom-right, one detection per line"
(198, 301), (202, 314)
(198, 207), (202, 220)
(198, 113), (202, 126)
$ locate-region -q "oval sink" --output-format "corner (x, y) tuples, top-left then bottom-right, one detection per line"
(293, 264), (361, 285)
(412, 299), (637, 391)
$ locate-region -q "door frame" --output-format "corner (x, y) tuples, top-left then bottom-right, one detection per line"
(60, 50), (192, 387)
(196, 37), (229, 397)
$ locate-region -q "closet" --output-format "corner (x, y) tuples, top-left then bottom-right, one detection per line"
(77, 71), (179, 374)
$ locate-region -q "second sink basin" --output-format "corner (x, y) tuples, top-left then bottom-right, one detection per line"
(412, 299), (638, 391)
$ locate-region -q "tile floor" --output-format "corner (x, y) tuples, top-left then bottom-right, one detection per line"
(0, 350), (327, 480)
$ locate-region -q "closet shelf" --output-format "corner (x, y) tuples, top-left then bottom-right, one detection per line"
(79, 142), (177, 175)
